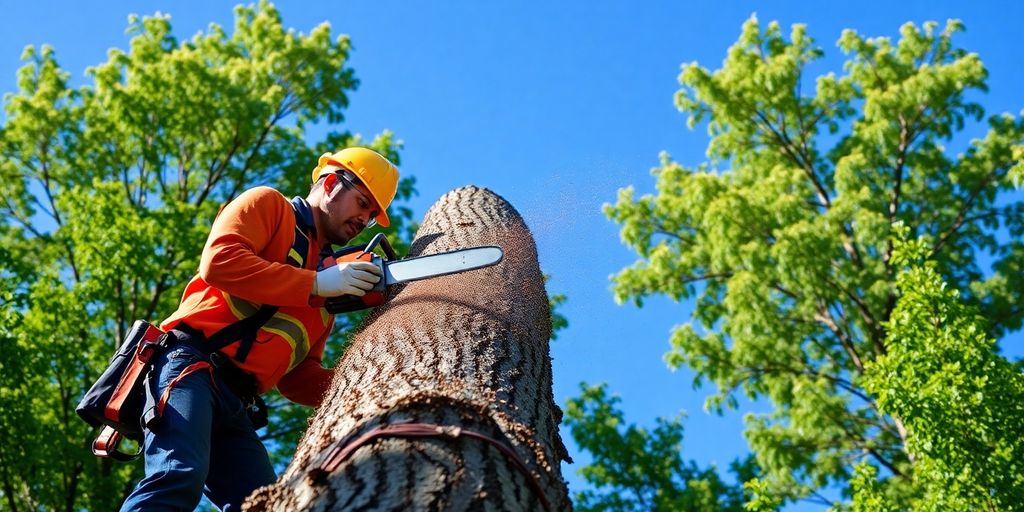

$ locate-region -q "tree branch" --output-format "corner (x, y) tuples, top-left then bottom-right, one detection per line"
(0, 196), (47, 239)
(200, 127), (242, 204)
(753, 109), (830, 206)
(806, 490), (839, 508)
(144, 251), (176, 321)
(931, 166), (1005, 256)
(681, 272), (734, 286)
(814, 306), (864, 372)
(36, 142), (64, 228)
(751, 108), (867, 270)
(822, 275), (883, 355)
(866, 446), (904, 477)
(884, 114), (911, 268)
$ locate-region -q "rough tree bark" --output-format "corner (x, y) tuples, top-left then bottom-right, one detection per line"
(246, 186), (572, 511)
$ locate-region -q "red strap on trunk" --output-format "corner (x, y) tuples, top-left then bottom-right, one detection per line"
(311, 422), (552, 511)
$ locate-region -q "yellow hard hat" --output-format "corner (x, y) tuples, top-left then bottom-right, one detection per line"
(312, 147), (400, 227)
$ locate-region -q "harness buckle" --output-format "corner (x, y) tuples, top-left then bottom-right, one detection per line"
(209, 351), (229, 369)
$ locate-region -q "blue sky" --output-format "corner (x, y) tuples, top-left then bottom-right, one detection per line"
(4, 1), (1022, 508)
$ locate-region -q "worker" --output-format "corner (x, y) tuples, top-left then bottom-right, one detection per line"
(119, 147), (400, 511)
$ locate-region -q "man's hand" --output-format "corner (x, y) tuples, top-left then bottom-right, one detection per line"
(313, 261), (382, 297)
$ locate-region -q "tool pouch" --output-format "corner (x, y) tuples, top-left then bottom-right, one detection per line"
(207, 350), (268, 430)
(140, 365), (162, 431)
(76, 320), (168, 458)
(247, 395), (269, 430)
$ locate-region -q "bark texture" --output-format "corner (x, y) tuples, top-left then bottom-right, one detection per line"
(246, 186), (571, 511)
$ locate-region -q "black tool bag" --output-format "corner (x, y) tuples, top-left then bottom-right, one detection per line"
(76, 320), (163, 436)
(75, 320), (168, 460)
(76, 317), (277, 460)
(76, 306), (292, 461)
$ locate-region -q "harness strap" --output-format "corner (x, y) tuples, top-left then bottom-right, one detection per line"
(287, 223), (311, 268)
(203, 304), (279, 363)
(91, 425), (142, 462)
(166, 326), (259, 400)
(155, 361), (218, 419)
(103, 326), (166, 424)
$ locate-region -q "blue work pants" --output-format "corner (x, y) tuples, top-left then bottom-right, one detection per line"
(119, 345), (276, 511)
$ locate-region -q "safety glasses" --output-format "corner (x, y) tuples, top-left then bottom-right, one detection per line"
(335, 171), (380, 228)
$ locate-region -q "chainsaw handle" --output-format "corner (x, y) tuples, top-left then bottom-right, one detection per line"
(322, 252), (388, 314)
(362, 233), (397, 261)
(318, 234), (395, 314)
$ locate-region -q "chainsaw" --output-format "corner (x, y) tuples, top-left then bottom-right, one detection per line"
(317, 233), (504, 314)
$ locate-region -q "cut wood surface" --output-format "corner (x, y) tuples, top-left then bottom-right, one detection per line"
(246, 186), (571, 511)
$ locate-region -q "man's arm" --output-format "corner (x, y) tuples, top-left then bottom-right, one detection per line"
(199, 187), (316, 307)
(277, 358), (332, 408)
(277, 317), (334, 408)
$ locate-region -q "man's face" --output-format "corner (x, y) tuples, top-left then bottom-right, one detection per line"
(322, 172), (380, 245)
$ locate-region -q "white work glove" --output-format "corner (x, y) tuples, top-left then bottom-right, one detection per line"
(313, 261), (382, 297)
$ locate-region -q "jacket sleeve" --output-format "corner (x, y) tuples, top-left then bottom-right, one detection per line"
(277, 317), (334, 408)
(276, 358), (333, 408)
(198, 187), (316, 307)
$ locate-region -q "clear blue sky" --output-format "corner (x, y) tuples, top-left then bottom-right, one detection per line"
(4, 1), (1022, 508)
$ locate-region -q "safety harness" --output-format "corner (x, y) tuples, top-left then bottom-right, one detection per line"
(80, 196), (317, 460)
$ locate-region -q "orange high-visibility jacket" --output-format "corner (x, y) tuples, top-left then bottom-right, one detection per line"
(161, 186), (332, 407)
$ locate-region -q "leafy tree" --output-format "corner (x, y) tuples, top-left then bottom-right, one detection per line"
(0, 2), (416, 510)
(602, 16), (1024, 507)
(848, 230), (1024, 510)
(565, 383), (753, 511)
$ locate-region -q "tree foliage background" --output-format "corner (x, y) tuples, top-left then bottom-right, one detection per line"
(849, 230), (1024, 510)
(0, 2), (418, 510)
(572, 15), (1024, 510)
(3, 4), (1023, 511)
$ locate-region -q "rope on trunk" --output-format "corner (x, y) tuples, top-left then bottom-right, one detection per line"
(308, 421), (553, 511)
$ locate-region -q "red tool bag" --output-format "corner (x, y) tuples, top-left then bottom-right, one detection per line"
(75, 320), (169, 460)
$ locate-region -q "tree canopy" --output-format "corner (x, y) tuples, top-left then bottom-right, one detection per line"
(0, 2), (416, 509)
(853, 229), (1024, 510)
(595, 16), (1023, 509)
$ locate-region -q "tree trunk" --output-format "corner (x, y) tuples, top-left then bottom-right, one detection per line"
(246, 186), (572, 511)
